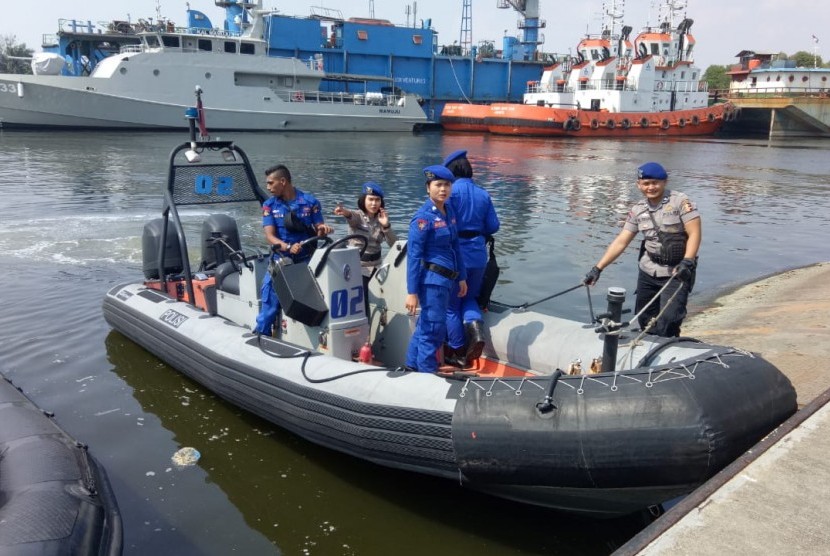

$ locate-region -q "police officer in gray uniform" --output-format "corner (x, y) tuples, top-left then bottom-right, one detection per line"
(584, 162), (701, 337)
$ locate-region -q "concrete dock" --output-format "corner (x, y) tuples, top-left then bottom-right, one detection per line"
(615, 262), (830, 555)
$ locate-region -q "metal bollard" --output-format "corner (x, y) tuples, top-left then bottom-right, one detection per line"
(602, 287), (626, 374)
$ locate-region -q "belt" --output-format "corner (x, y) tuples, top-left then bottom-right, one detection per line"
(423, 261), (459, 280)
(361, 251), (381, 263)
(458, 230), (481, 239)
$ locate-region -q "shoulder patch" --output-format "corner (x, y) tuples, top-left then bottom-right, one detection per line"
(417, 218), (428, 231)
(681, 198), (694, 214)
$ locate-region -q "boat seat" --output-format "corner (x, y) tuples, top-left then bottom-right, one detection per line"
(215, 261), (240, 295)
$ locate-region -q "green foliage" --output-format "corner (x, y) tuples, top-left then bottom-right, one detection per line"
(702, 65), (730, 91)
(0, 35), (34, 74)
(790, 50), (823, 68)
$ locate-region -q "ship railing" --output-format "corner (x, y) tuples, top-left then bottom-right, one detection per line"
(728, 85), (830, 98)
(57, 18), (106, 35)
(282, 90), (402, 106)
(120, 44), (144, 54)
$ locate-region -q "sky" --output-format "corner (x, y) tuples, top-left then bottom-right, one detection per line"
(3, 0), (827, 69)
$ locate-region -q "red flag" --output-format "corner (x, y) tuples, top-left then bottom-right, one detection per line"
(196, 95), (208, 137)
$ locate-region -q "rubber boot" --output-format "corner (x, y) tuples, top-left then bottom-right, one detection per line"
(443, 344), (466, 368)
(464, 320), (485, 365)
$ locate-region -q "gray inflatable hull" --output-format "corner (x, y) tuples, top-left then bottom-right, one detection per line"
(103, 280), (797, 516)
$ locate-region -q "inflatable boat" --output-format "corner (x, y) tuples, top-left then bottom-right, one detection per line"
(102, 128), (797, 517)
(0, 373), (123, 555)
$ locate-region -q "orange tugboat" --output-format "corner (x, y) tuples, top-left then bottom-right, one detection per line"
(442, 0), (734, 137)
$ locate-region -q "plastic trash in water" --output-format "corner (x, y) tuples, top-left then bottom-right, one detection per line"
(171, 447), (201, 467)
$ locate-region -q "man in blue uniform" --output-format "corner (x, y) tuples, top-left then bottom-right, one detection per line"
(442, 150), (500, 367)
(405, 165), (467, 373)
(584, 162), (701, 337)
(254, 164), (333, 336)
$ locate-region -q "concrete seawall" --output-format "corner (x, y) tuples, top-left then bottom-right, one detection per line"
(615, 261), (830, 554)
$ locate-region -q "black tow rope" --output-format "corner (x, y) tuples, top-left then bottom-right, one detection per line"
(500, 283), (585, 311)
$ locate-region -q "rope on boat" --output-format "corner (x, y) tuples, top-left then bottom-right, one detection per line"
(255, 333), (408, 383)
(499, 283), (586, 311)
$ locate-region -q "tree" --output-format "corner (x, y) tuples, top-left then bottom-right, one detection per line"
(702, 65), (730, 91)
(790, 50), (823, 68)
(0, 35), (34, 74)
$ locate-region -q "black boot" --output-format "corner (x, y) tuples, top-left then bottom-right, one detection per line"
(464, 321), (485, 365)
(443, 344), (466, 368)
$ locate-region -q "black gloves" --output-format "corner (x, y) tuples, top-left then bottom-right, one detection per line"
(675, 258), (697, 282)
(584, 266), (602, 286)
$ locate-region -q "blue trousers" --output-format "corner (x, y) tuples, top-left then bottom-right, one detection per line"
(406, 284), (450, 373)
(446, 266), (484, 350)
(254, 271), (280, 335)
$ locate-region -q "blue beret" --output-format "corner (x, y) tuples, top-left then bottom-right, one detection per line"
(637, 162), (668, 180)
(361, 181), (384, 197)
(423, 165), (456, 183)
(442, 149), (467, 167)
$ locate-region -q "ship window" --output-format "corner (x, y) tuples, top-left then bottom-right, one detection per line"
(802, 75), (809, 82)
(224, 42), (237, 53)
(776, 75), (780, 81)
(412, 35), (422, 45)
(162, 36), (180, 48)
(591, 49), (600, 60)
(283, 77), (294, 87)
(788, 75), (794, 82)
(146, 36), (160, 48)
(650, 43), (659, 55)
(692, 72), (697, 79)
(240, 43), (255, 55)
(205, 72), (212, 79)
(198, 39), (213, 52)
(680, 70), (686, 79)
(357, 30), (368, 40)
(153, 69), (160, 76)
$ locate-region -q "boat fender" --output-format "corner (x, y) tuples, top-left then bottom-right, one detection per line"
(590, 118), (600, 130)
(691, 115), (700, 125)
(660, 118), (670, 130)
(534, 369), (565, 415)
(677, 118), (686, 128)
(570, 118), (582, 131)
(707, 112), (715, 123)
(606, 119), (616, 129)
(640, 117), (649, 128)
(621, 118), (631, 129)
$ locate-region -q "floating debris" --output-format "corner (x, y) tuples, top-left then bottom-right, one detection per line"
(171, 447), (201, 467)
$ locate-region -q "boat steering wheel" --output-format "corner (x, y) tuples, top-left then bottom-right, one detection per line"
(313, 234), (369, 277)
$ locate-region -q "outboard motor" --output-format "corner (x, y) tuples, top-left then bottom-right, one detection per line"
(201, 214), (241, 270)
(142, 218), (183, 279)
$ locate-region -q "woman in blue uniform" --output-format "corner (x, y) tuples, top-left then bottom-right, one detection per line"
(442, 150), (500, 367)
(404, 165), (467, 373)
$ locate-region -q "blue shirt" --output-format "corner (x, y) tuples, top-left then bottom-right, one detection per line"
(262, 189), (325, 261)
(449, 177), (500, 268)
(407, 198), (467, 294)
